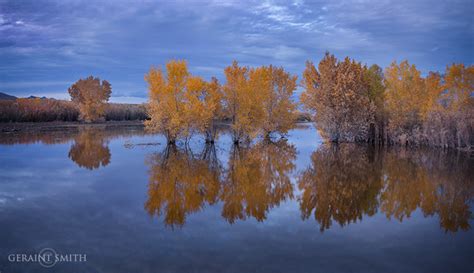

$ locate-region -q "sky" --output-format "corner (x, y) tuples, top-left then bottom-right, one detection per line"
(0, 0), (473, 103)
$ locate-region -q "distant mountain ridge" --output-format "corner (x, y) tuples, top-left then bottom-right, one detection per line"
(27, 95), (48, 99)
(0, 92), (51, 100)
(0, 92), (17, 100)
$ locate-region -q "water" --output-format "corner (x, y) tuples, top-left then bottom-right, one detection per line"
(0, 123), (472, 273)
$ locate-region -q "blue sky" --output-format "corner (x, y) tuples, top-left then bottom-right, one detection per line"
(0, 0), (472, 103)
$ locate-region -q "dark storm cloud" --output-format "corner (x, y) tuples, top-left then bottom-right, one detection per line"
(0, 0), (472, 101)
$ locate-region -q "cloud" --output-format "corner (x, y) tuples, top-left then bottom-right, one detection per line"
(0, 0), (472, 99)
(238, 45), (306, 61)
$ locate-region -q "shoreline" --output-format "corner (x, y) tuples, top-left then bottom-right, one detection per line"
(0, 121), (470, 153)
(0, 120), (145, 133)
(0, 120), (313, 133)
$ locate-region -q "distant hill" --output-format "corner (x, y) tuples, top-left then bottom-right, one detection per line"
(0, 92), (17, 100)
(27, 95), (48, 100)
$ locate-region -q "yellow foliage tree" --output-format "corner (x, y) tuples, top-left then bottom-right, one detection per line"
(184, 76), (208, 138)
(146, 60), (224, 144)
(363, 64), (386, 143)
(424, 64), (474, 148)
(385, 61), (472, 148)
(68, 76), (111, 122)
(423, 72), (444, 118)
(145, 60), (189, 143)
(384, 60), (427, 143)
(256, 65), (298, 137)
(223, 61), (263, 143)
(444, 63), (474, 111)
(443, 64), (474, 147)
(185, 76), (223, 143)
(301, 53), (374, 142)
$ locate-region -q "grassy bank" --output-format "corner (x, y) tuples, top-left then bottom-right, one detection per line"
(0, 98), (147, 122)
(0, 120), (145, 133)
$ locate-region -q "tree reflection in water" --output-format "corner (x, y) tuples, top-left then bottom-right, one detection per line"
(145, 140), (472, 231)
(145, 140), (297, 227)
(381, 148), (473, 232)
(298, 144), (473, 233)
(68, 127), (111, 170)
(145, 144), (220, 228)
(3, 125), (469, 233)
(63, 126), (472, 232)
(220, 140), (296, 223)
(298, 144), (383, 231)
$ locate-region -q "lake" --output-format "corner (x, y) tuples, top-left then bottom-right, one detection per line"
(0, 123), (472, 273)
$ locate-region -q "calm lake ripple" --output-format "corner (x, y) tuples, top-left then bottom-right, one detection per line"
(0, 123), (472, 273)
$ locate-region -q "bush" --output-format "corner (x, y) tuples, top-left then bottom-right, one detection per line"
(105, 103), (147, 121)
(0, 98), (79, 122)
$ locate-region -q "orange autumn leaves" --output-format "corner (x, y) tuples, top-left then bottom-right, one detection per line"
(301, 53), (473, 148)
(383, 61), (473, 147)
(68, 76), (112, 122)
(145, 56), (473, 148)
(301, 53), (376, 142)
(145, 60), (298, 144)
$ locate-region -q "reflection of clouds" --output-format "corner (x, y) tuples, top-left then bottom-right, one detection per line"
(0, 164), (90, 207)
(0, 126), (473, 272)
(0, 125), (150, 206)
(0, 126), (472, 234)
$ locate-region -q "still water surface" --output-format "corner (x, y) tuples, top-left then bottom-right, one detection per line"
(0, 124), (472, 272)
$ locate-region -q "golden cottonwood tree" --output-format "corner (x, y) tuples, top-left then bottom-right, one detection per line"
(363, 64), (386, 143)
(68, 76), (111, 122)
(146, 60), (224, 143)
(145, 60), (189, 143)
(444, 64), (474, 111)
(384, 60), (427, 144)
(222, 61), (263, 143)
(185, 76), (223, 143)
(423, 72), (450, 146)
(257, 65), (298, 137)
(423, 72), (444, 118)
(384, 61), (472, 148)
(424, 64), (474, 148)
(442, 64), (474, 148)
(184, 76), (208, 139)
(301, 53), (374, 142)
